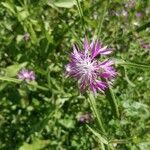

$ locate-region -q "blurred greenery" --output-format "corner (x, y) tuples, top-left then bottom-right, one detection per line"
(0, 0), (150, 149)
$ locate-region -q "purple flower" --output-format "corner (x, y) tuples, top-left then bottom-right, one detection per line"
(17, 68), (35, 82)
(141, 43), (150, 49)
(79, 112), (93, 124)
(23, 32), (30, 41)
(66, 37), (117, 95)
(125, 0), (136, 8)
(136, 12), (142, 18)
(140, 41), (150, 49)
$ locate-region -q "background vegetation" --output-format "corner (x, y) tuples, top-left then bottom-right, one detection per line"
(0, 0), (150, 149)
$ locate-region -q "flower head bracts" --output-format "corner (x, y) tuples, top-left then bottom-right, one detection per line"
(66, 37), (116, 95)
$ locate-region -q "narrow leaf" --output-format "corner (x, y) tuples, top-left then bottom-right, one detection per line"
(50, 0), (82, 8)
(0, 76), (48, 91)
(87, 125), (108, 145)
(4, 62), (28, 77)
(114, 58), (150, 70)
(105, 81), (120, 118)
(1, 2), (16, 14)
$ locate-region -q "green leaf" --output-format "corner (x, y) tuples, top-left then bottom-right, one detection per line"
(51, 0), (82, 8)
(1, 2), (16, 14)
(0, 82), (9, 91)
(4, 62), (28, 77)
(88, 93), (106, 133)
(19, 138), (49, 150)
(105, 82), (120, 118)
(0, 76), (49, 91)
(114, 58), (150, 70)
(16, 6), (29, 21)
(86, 125), (108, 145)
(28, 81), (49, 91)
(28, 24), (38, 44)
(16, 35), (23, 43)
(59, 118), (75, 129)
(0, 76), (21, 83)
(124, 67), (136, 87)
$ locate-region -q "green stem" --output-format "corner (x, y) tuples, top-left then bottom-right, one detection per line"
(76, 0), (83, 17)
(89, 93), (106, 133)
(105, 82), (120, 118)
(121, 62), (150, 70)
(114, 58), (150, 70)
(128, 21), (150, 36)
(88, 93), (115, 150)
(76, 0), (86, 32)
(86, 125), (107, 150)
(95, 0), (109, 39)
(0, 76), (49, 91)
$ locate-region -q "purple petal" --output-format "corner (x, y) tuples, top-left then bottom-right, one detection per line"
(100, 72), (112, 78)
(100, 60), (114, 67)
(90, 39), (95, 51)
(91, 83), (97, 96)
(100, 47), (112, 55)
(91, 40), (112, 59)
(91, 40), (100, 58)
(84, 37), (89, 55)
(96, 81), (108, 90)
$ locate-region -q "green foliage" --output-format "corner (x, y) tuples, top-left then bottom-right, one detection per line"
(51, 0), (82, 8)
(0, 0), (150, 149)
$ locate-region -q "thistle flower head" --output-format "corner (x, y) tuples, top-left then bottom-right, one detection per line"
(17, 68), (35, 82)
(66, 37), (117, 95)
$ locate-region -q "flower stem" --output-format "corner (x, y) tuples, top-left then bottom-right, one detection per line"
(88, 93), (115, 150)
(76, 0), (83, 18)
(94, 0), (109, 39)
(105, 82), (120, 118)
(87, 125), (106, 150)
(88, 93), (106, 133)
(75, 0), (86, 32)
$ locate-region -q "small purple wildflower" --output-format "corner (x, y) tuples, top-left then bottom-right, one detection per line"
(23, 32), (30, 41)
(125, 0), (136, 8)
(136, 12), (142, 18)
(139, 40), (150, 49)
(141, 43), (150, 49)
(17, 68), (35, 82)
(79, 112), (93, 124)
(66, 37), (117, 95)
(113, 10), (128, 18)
